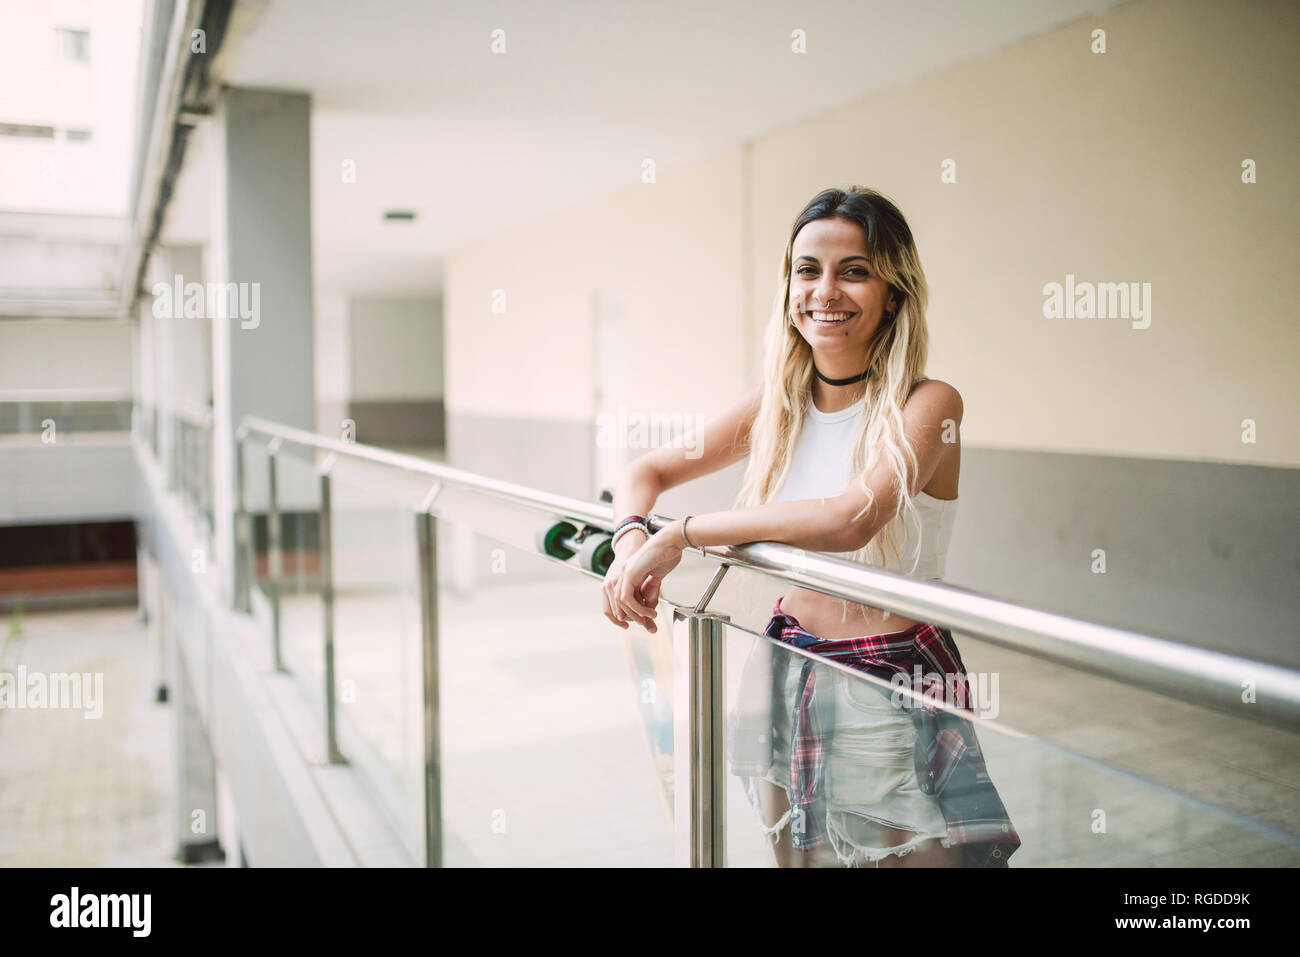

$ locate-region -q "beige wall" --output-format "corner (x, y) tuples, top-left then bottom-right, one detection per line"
(0, 318), (134, 391)
(446, 0), (1299, 468)
(446, 145), (749, 427)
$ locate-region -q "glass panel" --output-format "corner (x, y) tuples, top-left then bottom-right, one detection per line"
(428, 500), (675, 866)
(327, 466), (425, 860)
(940, 626), (1300, 867)
(721, 612), (1300, 867)
(0, 398), (132, 437)
(271, 448), (325, 711)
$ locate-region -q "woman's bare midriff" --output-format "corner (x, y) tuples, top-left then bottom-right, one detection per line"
(778, 584), (919, 640)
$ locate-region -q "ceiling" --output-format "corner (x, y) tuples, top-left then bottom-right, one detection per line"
(161, 0), (1121, 296)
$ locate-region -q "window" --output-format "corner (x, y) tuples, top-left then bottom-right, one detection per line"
(57, 28), (90, 62)
(65, 128), (93, 142)
(0, 122), (55, 139)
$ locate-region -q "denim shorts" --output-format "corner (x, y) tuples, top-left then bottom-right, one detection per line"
(732, 618), (955, 866)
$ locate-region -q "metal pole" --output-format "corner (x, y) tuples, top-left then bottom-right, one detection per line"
(185, 421), (195, 512)
(687, 612), (727, 867)
(267, 442), (284, 672)
(204, 422), (215, 552)
(166, 415), (177, 491)
(415, 494), (444, 867)
(233, 436), (250, 613)
(319, 468), (344, 764)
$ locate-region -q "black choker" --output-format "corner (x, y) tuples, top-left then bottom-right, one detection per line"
(813, 365), (870, 386)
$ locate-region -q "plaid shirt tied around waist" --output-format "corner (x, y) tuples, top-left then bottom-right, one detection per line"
(756, 599), (1021, 868)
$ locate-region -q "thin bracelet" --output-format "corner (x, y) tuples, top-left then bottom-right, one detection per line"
(680, 515), (695, 549)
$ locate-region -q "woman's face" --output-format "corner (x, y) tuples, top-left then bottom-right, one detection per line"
(789, 216), (896, 358)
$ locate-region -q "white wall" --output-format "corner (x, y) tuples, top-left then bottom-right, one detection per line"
(444, 0), (1299, 468)
(0, 318), (133, 391)
(348, 296), (442, 400)
(314, 289), (350, 434)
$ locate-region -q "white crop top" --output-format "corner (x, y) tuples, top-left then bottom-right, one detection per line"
(769, 393), (959, 580)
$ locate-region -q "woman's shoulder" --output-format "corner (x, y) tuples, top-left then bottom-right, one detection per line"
(906, 377), (964, 419)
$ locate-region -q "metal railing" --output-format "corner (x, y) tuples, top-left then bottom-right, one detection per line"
(170, 403), (215, 555)
(228, 414), (1300, 868)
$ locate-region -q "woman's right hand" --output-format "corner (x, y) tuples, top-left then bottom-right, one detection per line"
(601, 529), (659, 632)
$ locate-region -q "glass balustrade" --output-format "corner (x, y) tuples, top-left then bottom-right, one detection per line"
(424, 502), (676, 867)
(220, 427), (1300, 868)
(325, 465), (427, 860)
(718, 614), (1300, 867)
(265, 448), (326, 706)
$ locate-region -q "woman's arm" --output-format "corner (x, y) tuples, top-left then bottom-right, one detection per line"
(601, 385), (763, 630)
(610, 461), (661, 557)
(668, 380), (962, 553)
(613, 380), (962, 620)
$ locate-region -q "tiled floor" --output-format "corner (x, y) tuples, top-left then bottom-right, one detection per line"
(0, 606), (181, 867)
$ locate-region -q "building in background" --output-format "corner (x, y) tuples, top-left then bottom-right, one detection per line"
(0, 0), (144, 609)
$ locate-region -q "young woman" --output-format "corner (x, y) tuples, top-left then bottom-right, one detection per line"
(600, 186), (1019, 868)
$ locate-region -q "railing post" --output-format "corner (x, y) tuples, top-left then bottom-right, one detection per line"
(267, 438), (285, 672)
(680, 609), (727, 867)
(415, 483), (444, 867)
(319, 461), (345, 764)
(165, 415), (177, 491)
(233, 433), (251, 613)
(203, 419), (215, 552)
(184, 420), (194, 512)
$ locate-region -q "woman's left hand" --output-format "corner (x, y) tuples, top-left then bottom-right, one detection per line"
(613, 528), (686, 633)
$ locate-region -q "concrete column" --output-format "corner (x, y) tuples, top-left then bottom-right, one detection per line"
(208, 87), (315, 607)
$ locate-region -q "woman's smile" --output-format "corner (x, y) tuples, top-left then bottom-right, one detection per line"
(804, 309), (857, 325)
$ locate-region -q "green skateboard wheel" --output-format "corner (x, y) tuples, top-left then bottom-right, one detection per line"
(536, 519), (578, 560)
(579, 533), (614, 576)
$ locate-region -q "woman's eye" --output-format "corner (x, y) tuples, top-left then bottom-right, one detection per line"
(795, 265), (869, 278)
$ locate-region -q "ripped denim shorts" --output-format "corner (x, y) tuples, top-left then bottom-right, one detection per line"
(731, 630), (955, 867)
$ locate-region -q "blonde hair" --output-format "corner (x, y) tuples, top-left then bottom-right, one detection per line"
(732, 186), (932, 625)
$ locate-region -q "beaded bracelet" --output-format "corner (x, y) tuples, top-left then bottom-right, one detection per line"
(614, 514), (649, 534)
(611, 521), (649, 549)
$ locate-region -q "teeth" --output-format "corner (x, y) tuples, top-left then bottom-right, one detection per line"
(808, 311), (851, 322)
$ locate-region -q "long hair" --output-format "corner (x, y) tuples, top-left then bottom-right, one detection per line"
(732, 186), (931, 625)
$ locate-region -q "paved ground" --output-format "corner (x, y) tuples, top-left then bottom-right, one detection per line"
(0, 605), (181, 867)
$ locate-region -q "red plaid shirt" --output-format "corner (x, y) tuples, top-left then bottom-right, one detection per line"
(765, 598), (1021, 868)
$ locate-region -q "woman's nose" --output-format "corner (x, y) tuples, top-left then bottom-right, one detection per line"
(814, 277), (839, 305)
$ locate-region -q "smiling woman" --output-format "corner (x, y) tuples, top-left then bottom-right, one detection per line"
(602, 185), (1020, 868)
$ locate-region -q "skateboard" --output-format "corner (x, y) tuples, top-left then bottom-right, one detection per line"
(534, 519), (615, 576)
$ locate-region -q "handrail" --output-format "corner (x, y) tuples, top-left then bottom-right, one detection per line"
(238, 414), (1300, 729)
(0, 389), (134, 402)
